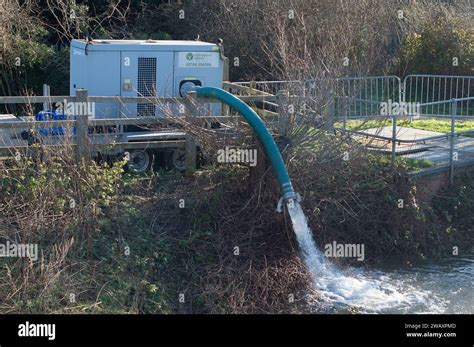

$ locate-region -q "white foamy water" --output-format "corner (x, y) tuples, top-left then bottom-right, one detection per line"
(287, 201), (472, 314)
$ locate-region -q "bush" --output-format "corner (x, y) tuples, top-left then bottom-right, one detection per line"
(399, 14), (474, 76)
(288, 134), (471, 264)
(0, 153), (126, 313)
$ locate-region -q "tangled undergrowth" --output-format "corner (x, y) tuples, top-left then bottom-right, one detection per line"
(0, 135), (472, 313)
(289, 133), (472, 265)
(0, 150), (312, 313)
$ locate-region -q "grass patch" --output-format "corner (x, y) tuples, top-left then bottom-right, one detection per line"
(399, 157), (433, 171)
(399, 119), (474, 134)
(341, 118), (474, 134)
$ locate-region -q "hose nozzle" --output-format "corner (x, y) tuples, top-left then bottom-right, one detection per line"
(281, 183), (297, 202)
(276, 192), (301, 213)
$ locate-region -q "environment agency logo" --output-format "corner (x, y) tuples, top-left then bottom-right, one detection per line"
(186, 53), (194, 60)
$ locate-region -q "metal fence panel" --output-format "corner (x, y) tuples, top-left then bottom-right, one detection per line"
(331, 76), (401, 119)
(234, 76), (402, 120)
(403, 75), (474, 117)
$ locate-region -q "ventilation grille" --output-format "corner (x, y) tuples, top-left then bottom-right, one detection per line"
(137, 57), (157, 117)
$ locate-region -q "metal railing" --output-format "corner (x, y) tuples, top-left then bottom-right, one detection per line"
(403, 74), (474, 117)
(234, 75), (474, 179)
(234, 76), (401, 117)
(234, 74), (474, 118)
(338, 97), (474, 181)
(2, 75), (474, 178)
(233, 76), (402, 133)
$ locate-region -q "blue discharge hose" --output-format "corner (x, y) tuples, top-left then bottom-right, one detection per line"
(194, 86), (297, 202)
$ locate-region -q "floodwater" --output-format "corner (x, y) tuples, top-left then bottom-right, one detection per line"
(287, 201), (473, 314)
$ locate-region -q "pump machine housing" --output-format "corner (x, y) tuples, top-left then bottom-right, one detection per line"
(70, 39), (224, 119)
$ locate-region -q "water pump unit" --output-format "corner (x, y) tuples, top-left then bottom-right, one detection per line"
(70, 39), (225, 119)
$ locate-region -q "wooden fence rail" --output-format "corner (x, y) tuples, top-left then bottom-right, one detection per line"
(0, 87), (285, 172)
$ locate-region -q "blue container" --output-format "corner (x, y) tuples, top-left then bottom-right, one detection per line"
(35, 110), (75, 136)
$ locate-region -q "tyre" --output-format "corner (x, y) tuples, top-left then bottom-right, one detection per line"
(125, 149), (153, 173)
(163, 149), (186, 172)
